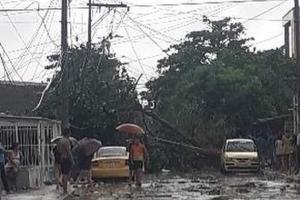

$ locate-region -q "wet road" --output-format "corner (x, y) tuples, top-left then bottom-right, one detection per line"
(71, 172), (300, 200)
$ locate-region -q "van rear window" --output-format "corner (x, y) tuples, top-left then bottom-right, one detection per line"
(226, 141), (256, 152)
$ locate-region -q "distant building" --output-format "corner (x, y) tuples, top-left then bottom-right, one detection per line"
(0, 81), (60, 188)
(283, 8), (300, 58)
(0, 114), (61, 188)
(282, 9), (299, 135)
(0, 81), (46, 116)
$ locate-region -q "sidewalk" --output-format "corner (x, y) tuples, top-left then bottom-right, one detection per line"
(2, 185), (68, 200)
(263, 169), (300, 183)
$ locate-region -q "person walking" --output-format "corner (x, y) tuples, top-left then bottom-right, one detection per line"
(282, 132), (294, 174)
(130, 136), (148, 187)
(127, 138), (134, 186)
(275, 137), (283, 171)
(53, 145), (61, 190)
(297, 132), (300, 173)
(57, 128), (73, 194)
(74, 149), (93, 188)
(0, 140), (10, 194)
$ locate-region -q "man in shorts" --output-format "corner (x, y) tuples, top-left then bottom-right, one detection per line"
(57, 128), (73, 194)
(130, 136), (148, 187)
(53, 145), (61, 190)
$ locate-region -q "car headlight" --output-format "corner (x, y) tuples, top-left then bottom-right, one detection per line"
(225, 157), (234, 162)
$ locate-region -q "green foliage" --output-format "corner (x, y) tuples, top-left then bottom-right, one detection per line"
(142, 17), (296, 148)
(39, 45), (141, 143)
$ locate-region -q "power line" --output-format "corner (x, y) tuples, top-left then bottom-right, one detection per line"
(0, 0), (286, 12)
(13, 0), (57, 79)
(0, 43), (24, 82)
(0, 51), (14, 83)
(37, 10), (59, 47)
(243, 0), (288, 23)
(124, 26), (149, 80)
(0, 1), (42, 69)
(128, 0), (286, 7)
(125, 14), (169, 55)
(113, 3), (234, 46)
(251, 33), (283, 45)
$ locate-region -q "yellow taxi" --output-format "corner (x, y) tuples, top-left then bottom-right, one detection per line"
(221, 139), (260, 173)
(91, 146), (129, 179)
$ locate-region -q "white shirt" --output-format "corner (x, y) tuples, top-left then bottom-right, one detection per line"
(275, 139), (283, 155)
(297, 133), (300, 146)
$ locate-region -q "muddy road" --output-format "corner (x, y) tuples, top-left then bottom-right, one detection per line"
(70, 172), (300, 200)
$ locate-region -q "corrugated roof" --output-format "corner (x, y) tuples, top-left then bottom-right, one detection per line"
(253, 114), (291, 125)
(0, 113), (60, 123)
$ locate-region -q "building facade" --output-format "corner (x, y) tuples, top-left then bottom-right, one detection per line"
(0, 114), (61, 188)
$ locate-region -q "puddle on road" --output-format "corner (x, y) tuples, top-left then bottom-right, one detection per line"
(69, 172), (300, 200)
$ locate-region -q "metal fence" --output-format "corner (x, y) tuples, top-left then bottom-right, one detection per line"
(0, 115), (61, 185)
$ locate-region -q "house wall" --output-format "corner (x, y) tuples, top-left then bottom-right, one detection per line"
(0, 116), (61, 188)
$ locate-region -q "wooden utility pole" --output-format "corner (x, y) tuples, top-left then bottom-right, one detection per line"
(61, 0), (69, 129)
(87, 2), (129, 50)
(88, 0), (92, 50)
(295, 0), (300, 63)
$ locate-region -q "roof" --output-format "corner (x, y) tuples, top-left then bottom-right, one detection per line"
(100, 146), (126, 150)
(0, 113), (60, 124)
(226, 139), (254, 143)
(253, 114), (291, 125)
(0, 81), (47, 116)
(0, 80), (47, 87)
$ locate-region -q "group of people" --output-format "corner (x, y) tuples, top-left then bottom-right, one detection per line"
(0, 141), (21, 194)
(53, 129), (149, 194)
(274, 132), (300, 174)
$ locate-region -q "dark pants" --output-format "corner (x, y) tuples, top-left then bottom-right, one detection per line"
(297, 146), (300, 169)
(0, 163), (9, 192)
(61, 158), (72, 175)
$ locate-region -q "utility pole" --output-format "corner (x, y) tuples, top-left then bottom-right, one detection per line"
(87, 2), (129, 50)
(61, 0), (69, 129)
(294, 0), (300, 134)
(295, 0), (300, 66)
(88, 0), (92, 50)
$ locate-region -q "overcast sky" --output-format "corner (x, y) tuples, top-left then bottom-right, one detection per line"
(0, 0), (294, 89)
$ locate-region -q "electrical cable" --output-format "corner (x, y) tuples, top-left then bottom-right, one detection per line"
(0, 51), (14, 84)
(37, 10), (59, 47)
(251, 33), (283, 45)
(11, 0), (55, 75)
(0, 1), (43, 69)
(0, 43), (24, 82)
(243, 0), (288, 23)
(0, 0), (287, 13)
(113, 4), (233, 46)
(124, 26), (149, 80)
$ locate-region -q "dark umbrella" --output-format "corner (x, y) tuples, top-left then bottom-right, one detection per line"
(77, 137), (102, 156)
(51, 136), (78, 147)
(116, 123), (145, 135)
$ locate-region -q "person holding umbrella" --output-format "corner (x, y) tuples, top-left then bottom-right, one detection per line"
(116, 123), (147, 187)
(130, 135), (148, 187)
(51, 133), (78, 191)
(74, 137), (102, 189)
(57, 128), (73, 194)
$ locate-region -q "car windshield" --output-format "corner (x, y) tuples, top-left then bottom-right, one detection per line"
(226, 141), (256, 152)
(96, 147), (126, 157)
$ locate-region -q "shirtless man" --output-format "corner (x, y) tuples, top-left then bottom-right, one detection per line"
(57, 128), (72, 194)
